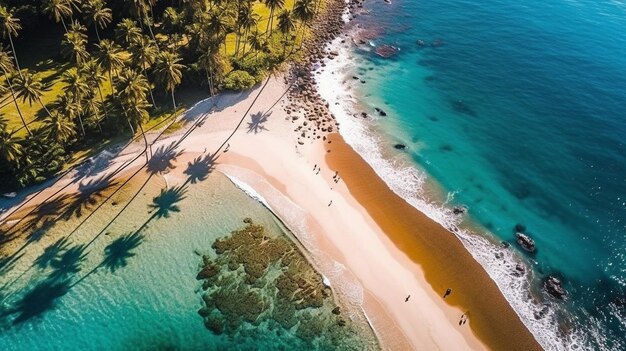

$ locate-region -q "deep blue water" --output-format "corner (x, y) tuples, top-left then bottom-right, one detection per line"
(348, 0), (626, 348)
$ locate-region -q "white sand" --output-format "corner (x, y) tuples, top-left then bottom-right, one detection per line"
(1, 77), (487, 350)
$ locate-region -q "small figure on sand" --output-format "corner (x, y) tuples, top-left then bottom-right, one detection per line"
(316, 169), (320, 175)
(443, 288), (452, 298)
(203, 147), (207, 153)
(328, 200), (333, 206)
(224, 143), (230, 152)
(313, 164), (318, 171)
(405, 295), (411, 302)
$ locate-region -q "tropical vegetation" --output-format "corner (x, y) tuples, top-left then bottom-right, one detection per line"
(0, 0), (318, 191)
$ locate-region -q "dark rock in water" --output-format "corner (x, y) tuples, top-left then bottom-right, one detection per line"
(352, 76), (359, 80)
(384, 0), (391, 4)
(515, 232), (536, 253)
(513, 263), (525, 276)
(544, 276), (567, 299)
(514, 223), (526, 233)
(374, 107), (387, 116)
(394, 144), (407, 150)
(495, 252), (504, 259)
(452, 206), (466, 215)
(332, 307), (341, 315)
(375, 44), (398, 58)
(534, 305), (549, 319)
(501, 241), (510, 248)
(416, 39), (426, 47)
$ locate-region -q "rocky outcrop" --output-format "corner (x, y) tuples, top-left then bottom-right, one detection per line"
(544, 276), (567, 299)
(515, 232), (535, 253)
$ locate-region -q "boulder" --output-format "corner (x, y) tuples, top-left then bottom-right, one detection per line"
(544, 276), (567, 299)
(394, 144), (407, 150)
(515, 232), (535, 253)
(452, 206), (466, 215)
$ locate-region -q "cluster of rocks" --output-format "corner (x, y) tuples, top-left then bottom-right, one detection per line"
(283, 0), (353, 147)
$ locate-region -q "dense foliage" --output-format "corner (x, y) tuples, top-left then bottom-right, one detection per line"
(0, 0), (318, 191)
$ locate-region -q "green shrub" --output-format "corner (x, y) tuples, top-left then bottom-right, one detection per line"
(221, 70), (257, 91)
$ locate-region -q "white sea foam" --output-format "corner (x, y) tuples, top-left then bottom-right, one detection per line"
(314, 36), (590, 351)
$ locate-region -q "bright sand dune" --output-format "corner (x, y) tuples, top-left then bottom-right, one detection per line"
(1, 76), (540, 350)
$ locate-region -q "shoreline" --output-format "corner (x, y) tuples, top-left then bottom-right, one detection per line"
(0, 0), (544, 349)
(0, 74), (540, 350)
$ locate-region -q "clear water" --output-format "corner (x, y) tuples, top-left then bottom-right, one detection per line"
(0, 171), (375, 350)
(333, 0), (626, 348)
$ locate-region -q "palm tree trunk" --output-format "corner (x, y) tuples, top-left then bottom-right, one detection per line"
(96, 84), (108, 119)
(8, 34), (21, 77)
(266, 9), (273, 37)
(138, 122), (150, 162)
(170, 89), (177, 111)
(60, 16), (68, 33)
(4, 74), (30, 135)
(142, 67), (157, 108)
(94, 25), (101, 42)
(37, 97), (53, 119)
(77, 115), (86, 136)
(108, 69), (114, 92)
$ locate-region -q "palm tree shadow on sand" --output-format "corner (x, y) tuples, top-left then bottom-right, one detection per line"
(147, 142), (184, 175)
(246, 111), (271, 134)
(183, 153), (219, 185)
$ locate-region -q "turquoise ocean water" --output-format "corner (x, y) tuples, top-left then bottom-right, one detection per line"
(0, 171), (375, 350)
(323, 0), (626, 349)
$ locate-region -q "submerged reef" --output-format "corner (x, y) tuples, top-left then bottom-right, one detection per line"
(196, 219), (378, 350)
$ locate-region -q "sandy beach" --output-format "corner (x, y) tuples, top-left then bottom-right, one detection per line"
(0, 74), (541, 350)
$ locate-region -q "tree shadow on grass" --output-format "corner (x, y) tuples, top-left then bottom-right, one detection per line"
(147, 142), (184, 175)
(247, 111), (271, 134)
(183, 153), (219, 185)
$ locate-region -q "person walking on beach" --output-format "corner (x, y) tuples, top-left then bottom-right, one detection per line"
(328, 200), (333, 206)
(313, 164), (318, 171)
(405, 295), (411, 302)
(443, 288), (452, 298)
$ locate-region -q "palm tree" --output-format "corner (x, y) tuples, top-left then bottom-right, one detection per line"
(83, 95), (103, 134)
(61, 25), (90, 66)
(0, 46), (29, 135)
(207, 11), (229, 55)
(264, 0), (285, 38)
(126, 0), (159, 45)
(42, 112), (76, 144)
(239, 10), (259, 57)
(247, 30), (265, 60)
(277, 10), (295, 55)
(197, 42), (224, 99)
(115, 69), (151, 159)
(95, 39), (126, 91)
(115, 18), (143, 46)
(116, 69), (150, 106)
(293, 0), (315, 47)
(0, 6), (22, 74)
(43, 0), (74, 33)
(80, 59), (108, 120)
(60, 69), (89, 135)
(130, 36), (158, 107)
(13, 71), (54, 119)
(154, 51), (184, 111)
(51, 93), (82, 139)
(0, 124), (22, 166)
(82, 0), (112, 41)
